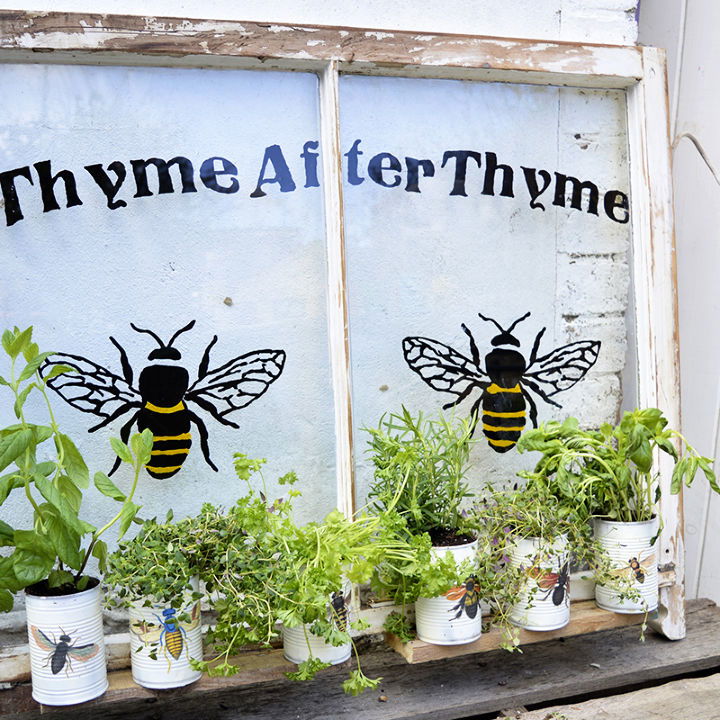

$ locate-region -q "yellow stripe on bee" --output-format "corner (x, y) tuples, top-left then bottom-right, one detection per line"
(488, 438), (516, 448)
(486, 383), (522, 394)
(153, 433), (192, 442)
(151, 448), (190, 456)
(145, 400), (185, 414)
(483, 409), (526, 418)
(483, 423), (525, 432)
(145, 464), (184, 474)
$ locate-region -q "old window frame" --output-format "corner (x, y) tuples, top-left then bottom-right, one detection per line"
(0, 12), (682, 642)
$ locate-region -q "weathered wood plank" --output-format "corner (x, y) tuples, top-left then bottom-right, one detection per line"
(514, 672), (720, 719)
(1, 600), (717, 720)
(0, 11), (643, 87)
(386, 600), (645, 663)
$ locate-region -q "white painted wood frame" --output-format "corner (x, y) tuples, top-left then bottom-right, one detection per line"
(0, 13), (682, 641)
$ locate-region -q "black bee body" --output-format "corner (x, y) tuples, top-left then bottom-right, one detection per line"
(137, 364), (192, 478)
(481, 345), (528, 452)
(50, 634), (73, 675)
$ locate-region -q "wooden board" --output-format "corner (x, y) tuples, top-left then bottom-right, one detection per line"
(514, 672), (720, 719)
(1, 599), (717, 720)
(386, 600), (646, 663)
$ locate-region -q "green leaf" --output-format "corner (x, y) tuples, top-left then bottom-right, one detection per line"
(0, 472), (24, 504)
(94, 471), (126, 501)
(6, 327), (33, 360)
(42, 364), (76, 382)
(130, 430), (153, 466)
(45, 512), (83, 570)
(33, 425), (54, 445)
(58, 434), (89, 488)
(110, 438), (134, 466)
(1, 329), (13, 356)
(22, 341), (39, 363)
(0, 518), (14, 547)
(92, 540), (108, 574)
(13, 383), (35, 418)
(0, 588), (13, 612)
(698, 457), (720, 495)
(32, 475), (86, 536)
(19, 352), (54, 382)
(47, 568), (74, 588)
(15, 525), (60, 580)
(0, 429), (32, 473)
(57, 475), (82, 513)
(0, 556), (22, 592)
(118, 500), (141, 539)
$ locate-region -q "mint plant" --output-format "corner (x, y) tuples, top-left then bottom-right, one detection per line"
(0, 326), (150, 610)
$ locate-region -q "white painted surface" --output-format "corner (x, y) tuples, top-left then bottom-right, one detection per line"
(0, 64), (337, 533)
(1, 1), (639, 45)
(340, 75), (631, 504)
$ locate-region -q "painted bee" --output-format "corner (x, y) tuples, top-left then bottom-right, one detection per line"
(611, 551), (656, 584)
(528, 559), (570, 607)
(403, 311), (600, 452)
(444, 576), (480, 620)
(40, 320), (286, 478)
(131, 603), (201, 664)
(329, 590), (351, 632)
(30, 627), (101, 675)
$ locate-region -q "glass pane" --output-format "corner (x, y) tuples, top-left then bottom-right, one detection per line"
(340, 75), (632, 506)
(0, 64), (335, 525)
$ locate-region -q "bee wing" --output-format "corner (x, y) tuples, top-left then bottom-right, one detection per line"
(443, 585), (466, 601)
(186, 349), (286, 424)
(130, 620), (163, 643)
(180, 603), (201, 631)
(610, 565), (633, 578)
(30, 626), (57, 651)
(67, 642), (101, 663)
(40, 353), (139, 420)
(524, 340), (601, 396)
(640, 553), (656, 568)
(402, 337), (488, 399)
(535, 573), (558, 590)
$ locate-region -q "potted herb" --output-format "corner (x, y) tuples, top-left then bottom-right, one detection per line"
(106, 515), (204, 689)
(517, 409), (718, 613)
(365, 408), (481, 645)
(472, 484), (577, 633)
(190, 454), (401, 696)
(0, 327), (149, 705)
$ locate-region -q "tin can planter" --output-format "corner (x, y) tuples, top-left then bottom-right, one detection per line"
(25, 579), (107, 706)
(283, 586), (352, 665)
(415, 539), (482, 645)
(129, 579), (203, 689)
(508, 536), (570, 631)
(594, 517), (659, 614)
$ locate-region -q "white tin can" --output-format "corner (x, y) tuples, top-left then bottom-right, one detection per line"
(128, 578), (203, 689)
(283, 584), (352, 665)
(508, 536), (570, 631)
(594, 517), (659, 613)
(415, 539), (482, 645)
(25, 579), (107, 706)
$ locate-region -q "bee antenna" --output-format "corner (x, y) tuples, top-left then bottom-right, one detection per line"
(130, 323), (165, 347)
(167, 320), (196, 348)
(506, 311), (531, 334)
(477, 312), (505, 333)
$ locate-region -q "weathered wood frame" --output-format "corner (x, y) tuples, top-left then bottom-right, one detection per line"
(0, 12), (682, 652)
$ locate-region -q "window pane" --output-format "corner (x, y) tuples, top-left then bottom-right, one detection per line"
(340, 75), (632, 506)
(0, 64), (335, 524)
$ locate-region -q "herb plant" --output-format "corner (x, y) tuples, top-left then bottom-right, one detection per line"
(365, 407), (475, 541)
(0, 326), (150, 610)
(517, 409), (718, 522)
(146, 454), (413, 696)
